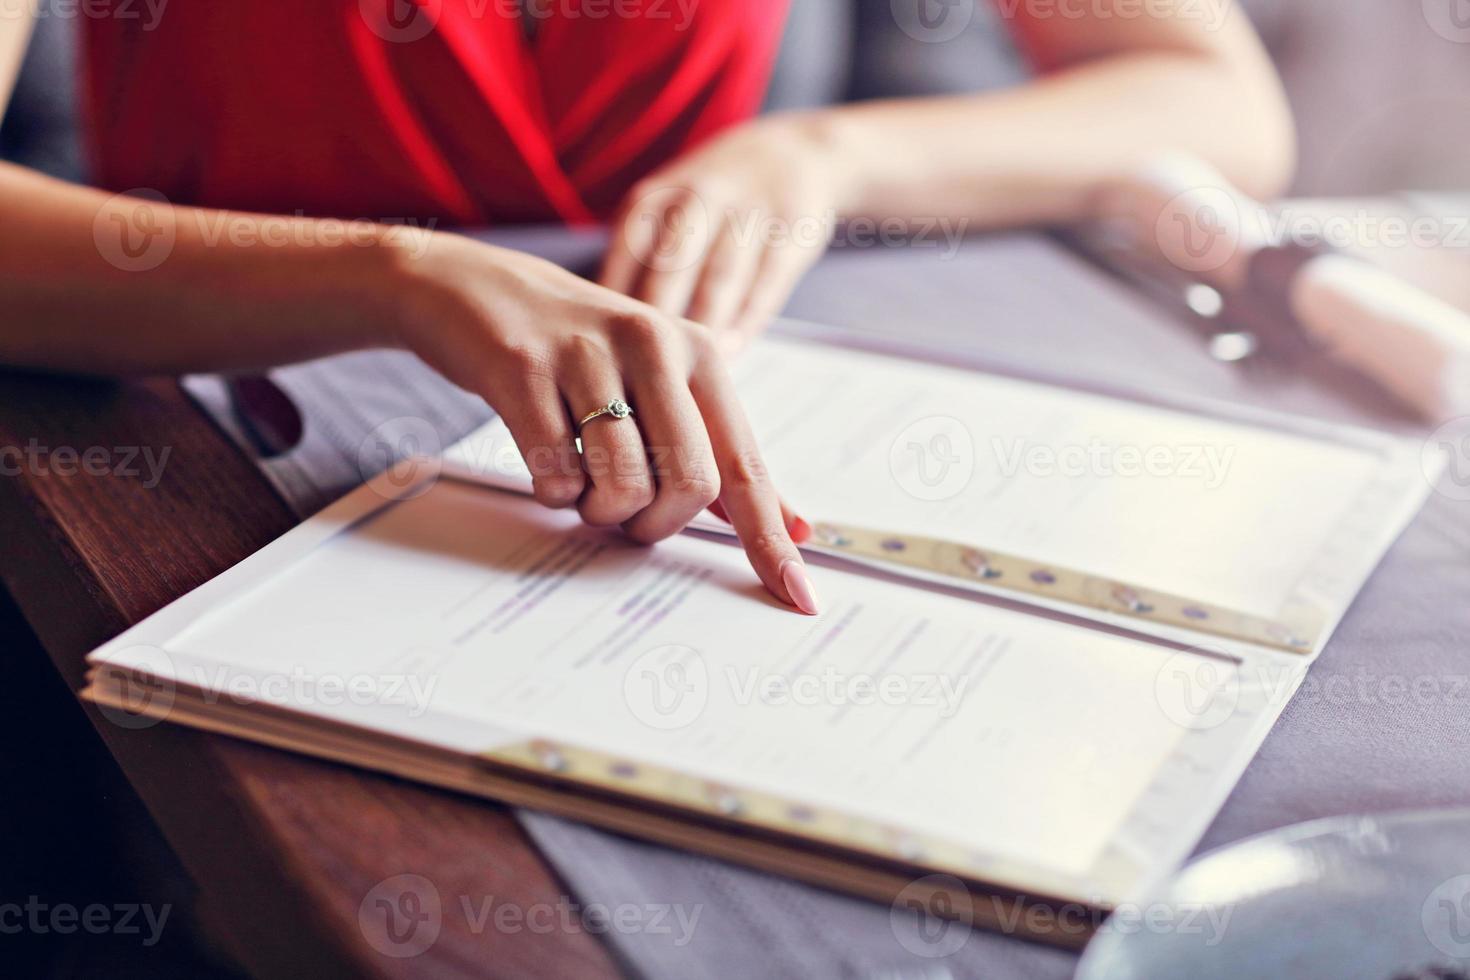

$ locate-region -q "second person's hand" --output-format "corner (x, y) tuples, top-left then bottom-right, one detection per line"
(599, 113), (849, 356)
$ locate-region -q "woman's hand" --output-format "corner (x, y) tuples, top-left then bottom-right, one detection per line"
(393, 232), (819, 614)
(600, 114), (851, 356)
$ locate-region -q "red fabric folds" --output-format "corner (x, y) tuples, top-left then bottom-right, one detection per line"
(83, 1), (790, 225)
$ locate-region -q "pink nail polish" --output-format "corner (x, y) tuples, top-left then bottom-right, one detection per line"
(788, 516), (812, 544)
(780, 559), (820, 615)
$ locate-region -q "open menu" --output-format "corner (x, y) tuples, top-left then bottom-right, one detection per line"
(84, 329), (1437, 946)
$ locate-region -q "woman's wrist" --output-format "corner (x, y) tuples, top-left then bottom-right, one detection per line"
(157, 213), (442, 366)
(374, 230), (537, 390)
(370, 224), (465, 354)
(767, 109), (871, 218)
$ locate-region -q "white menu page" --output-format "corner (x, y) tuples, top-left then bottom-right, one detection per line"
(163, 480), (1195, 878)
(90, 329), (1432, 905)
(447, 334), (1393, 621)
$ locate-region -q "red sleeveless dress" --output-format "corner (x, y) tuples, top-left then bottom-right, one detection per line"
(82, 1), (790, 225)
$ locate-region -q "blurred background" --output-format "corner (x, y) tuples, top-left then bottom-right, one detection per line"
(5, 0), (1470, 196)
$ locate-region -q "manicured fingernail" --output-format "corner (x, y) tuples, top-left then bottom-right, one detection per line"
(788, 516), (812, 544)
(780, 559), (820, 615)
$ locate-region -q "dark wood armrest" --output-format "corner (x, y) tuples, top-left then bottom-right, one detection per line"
(0, 372), (621, 979)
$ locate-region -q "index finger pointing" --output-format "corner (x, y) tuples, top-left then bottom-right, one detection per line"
(687, 349), (819, 615)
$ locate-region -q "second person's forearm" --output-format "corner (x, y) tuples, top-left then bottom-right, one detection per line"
(808, 48), (1293, 230)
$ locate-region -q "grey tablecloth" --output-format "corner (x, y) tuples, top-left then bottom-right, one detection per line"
(186, 228), (1470, 980)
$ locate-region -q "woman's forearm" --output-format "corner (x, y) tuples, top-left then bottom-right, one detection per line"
(0, 162), (415, 375)
(812, 11), (1294, 228)
(0, 169), (821, 611)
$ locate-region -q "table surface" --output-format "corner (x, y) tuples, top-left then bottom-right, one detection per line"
(2, 214), (1467, 979)
(0, 374), (622, 979)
